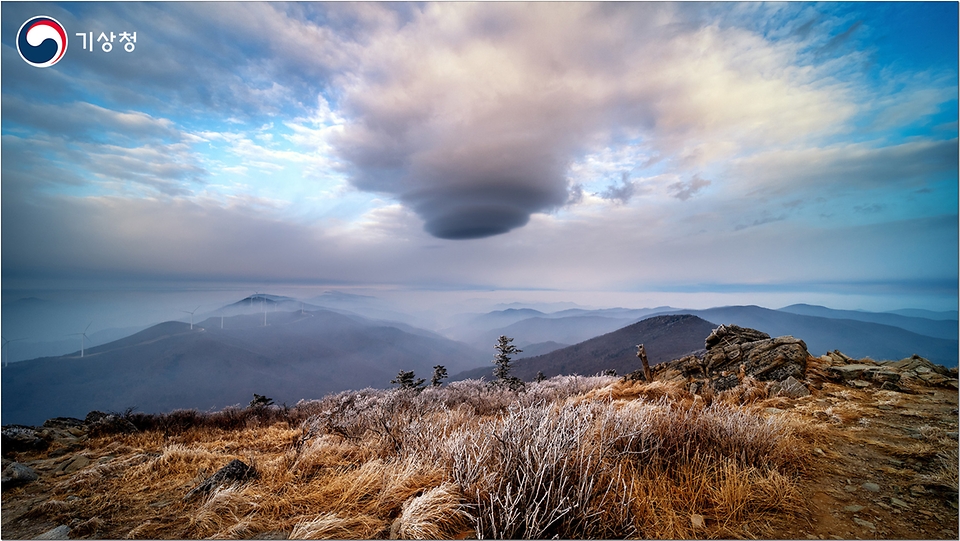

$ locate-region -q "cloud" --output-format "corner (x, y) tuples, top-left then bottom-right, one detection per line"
(2, 132), (206, 197)
(599, 173), (639, 204)
(669, 175), (711, 201)
(731, 139), (959, 197)
(1, 97), (180, 143)
(329, 2), (860, 239)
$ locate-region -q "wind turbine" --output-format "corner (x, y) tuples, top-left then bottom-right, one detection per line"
(69, 323), (92, 358)
(181, 306), (200, 330)
(2, 336), (27, 368)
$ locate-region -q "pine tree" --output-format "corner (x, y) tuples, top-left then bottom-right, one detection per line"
(391, 370), (425, 391)
(535, 371), (546, 383)
(431, 365), (448, 387)
(249, 393), (274, 408)
(492, 336), (524, 391)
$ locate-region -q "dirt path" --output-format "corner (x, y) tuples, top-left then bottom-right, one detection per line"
(770, 383), (958, 540)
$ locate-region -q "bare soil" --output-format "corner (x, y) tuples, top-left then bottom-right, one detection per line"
(769, 382), (959, 540)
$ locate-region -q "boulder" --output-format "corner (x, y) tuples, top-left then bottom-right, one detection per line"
(1, 462), (39, 491)
(183, 459), (257, 500)
(827, 364), (902, 386)
(704, 324), (771, 349)
(1, 426), (49, 454)
(57, 455), (91, 474)
(42, 417), (85, 430)
(887, 354), (951, 377)
(662, 324), (811, 392)
(35, 525), (71, 540)
(85, 411), (138, 436)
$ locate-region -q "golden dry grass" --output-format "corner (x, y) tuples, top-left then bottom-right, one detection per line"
(9, 377), (817, 539)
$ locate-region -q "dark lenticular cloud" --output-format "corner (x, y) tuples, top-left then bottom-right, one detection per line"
(328, 1), (865, 240)
(330, 3), (646, 240)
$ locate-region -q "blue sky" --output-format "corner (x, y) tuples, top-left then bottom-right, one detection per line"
(2, 1), (957, 316)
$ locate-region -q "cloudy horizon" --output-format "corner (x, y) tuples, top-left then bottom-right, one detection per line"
(2, 1), (958, 329)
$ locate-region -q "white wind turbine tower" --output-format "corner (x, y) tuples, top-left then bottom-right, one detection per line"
(181, 306), (200, 330)
(69, 323), (92, 358)
(2, 336), (27, 368)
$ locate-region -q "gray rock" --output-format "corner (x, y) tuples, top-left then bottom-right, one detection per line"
(844, 505), (865, 513)
(42, 417), (85, 430)
(861, 482), (880, 492)
(58, 455), (91, 474)
(1, 426), (49, 453)
(850, 379), (871, 389)
(85, 411), (138, 435)
(35, 525), (71, 540)
(853, 518), (875, 530)
(829, 364), (876, 380)
(880, 381), (903, 392)
(705, 324), (771, 349)
(890, 497), (909, 509)
(183, 459), (257, 500)
(672, 325), (810, 389)
(1, 462), (39, 491)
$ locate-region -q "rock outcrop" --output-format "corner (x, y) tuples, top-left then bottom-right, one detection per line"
(656, 324), (811, 391)
(1, 426), (49, 454)
(817, 352), (959, 391)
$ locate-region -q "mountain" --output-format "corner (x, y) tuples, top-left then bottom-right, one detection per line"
(515, 341), (569, 359)
(544, 306), (678, 320)
(1, 309), (486, 426)
(778, 304), (958, 340)
(441, 306), (680, 346)
(885, 308), (959, 321)
(305, 291), (420, 324)
(469, 315), (641, 352)
(453, 314), (717, 382)
(653, 306), (958, 366)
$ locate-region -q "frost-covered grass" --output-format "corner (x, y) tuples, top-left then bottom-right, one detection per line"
(17, 376), (810, 539)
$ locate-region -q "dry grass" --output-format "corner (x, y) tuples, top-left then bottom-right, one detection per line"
(10, 376), (815, 539)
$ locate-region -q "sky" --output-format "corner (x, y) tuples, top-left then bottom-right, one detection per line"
(2, 1), (958, 333)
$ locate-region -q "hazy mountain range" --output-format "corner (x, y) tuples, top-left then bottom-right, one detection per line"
(452, 314), (718, 382)
(1, 307), (486, 426)
(2, 294), (956, 426)
(649, 305), (957, 365)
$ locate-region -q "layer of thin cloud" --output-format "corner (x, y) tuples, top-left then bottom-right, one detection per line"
(0, 1), (956, 308)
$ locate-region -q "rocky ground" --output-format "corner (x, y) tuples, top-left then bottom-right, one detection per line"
(2, 327), (957, 540)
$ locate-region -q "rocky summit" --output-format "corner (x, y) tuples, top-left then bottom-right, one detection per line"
(654, 323), (811, 391)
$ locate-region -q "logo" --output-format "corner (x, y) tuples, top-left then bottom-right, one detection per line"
(17, 16), (68, 68)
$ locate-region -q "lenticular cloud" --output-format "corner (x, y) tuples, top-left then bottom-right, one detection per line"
(331, 2), (854, 239)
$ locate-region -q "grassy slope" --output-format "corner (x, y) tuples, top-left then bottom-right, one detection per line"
(2, 366), (957, 540)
